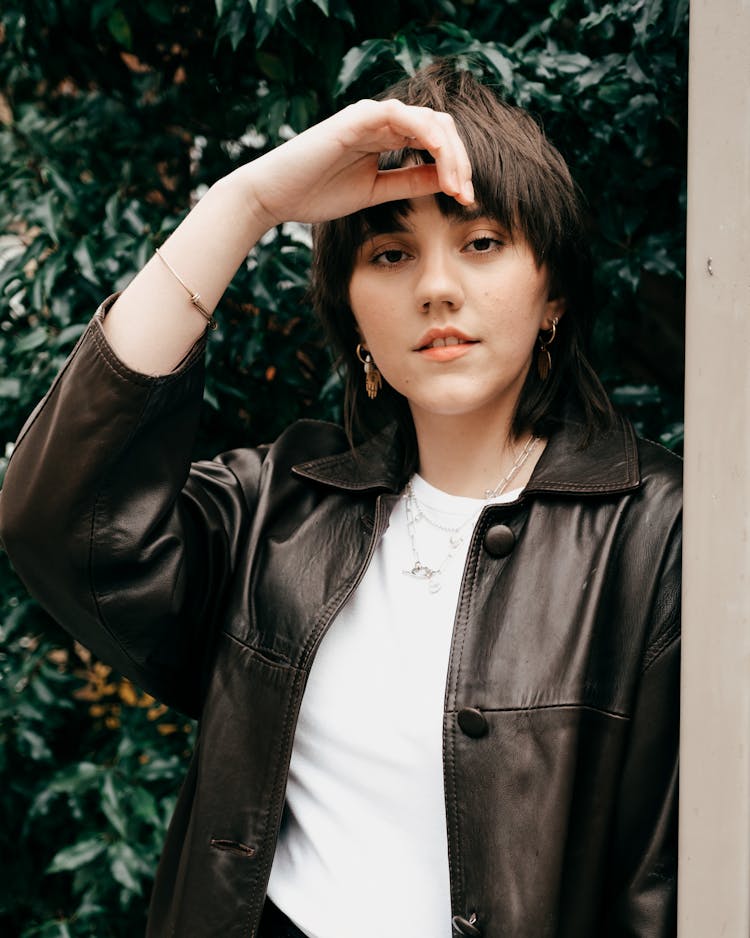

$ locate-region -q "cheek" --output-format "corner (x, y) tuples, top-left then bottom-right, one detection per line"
(348, 276), (376, 342)
(349, 278), (399, 352)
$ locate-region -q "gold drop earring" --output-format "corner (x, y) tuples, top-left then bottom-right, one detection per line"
(356, 343), (382, 400)
(537, 317), (559, 381)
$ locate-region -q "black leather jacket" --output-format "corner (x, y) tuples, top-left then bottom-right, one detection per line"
(0, 310), (681, 938)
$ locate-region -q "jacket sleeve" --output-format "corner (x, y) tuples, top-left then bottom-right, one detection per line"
(0, 302), (264, 717)
(602, 522), (681, 937)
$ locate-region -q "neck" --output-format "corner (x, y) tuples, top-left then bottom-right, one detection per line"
(410, 408), (544, 497)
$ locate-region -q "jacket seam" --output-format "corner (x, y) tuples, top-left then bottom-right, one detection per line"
(639, 514), (682, 674)
(446, 521), (486, 907)
(220, 631), (302, 673)
(641, 625), (680, 676)
(527, 480), (637, 494)
(449, 703), (631, 720)
(89, 319), (158, 386)
(217, 632), (303, 936)
(297, 495), (393, 666)
(220, 457), (255, 522)
(225, 631), (306, 936)
(87, 380), (166, 687)
(8, 323), (91, 458)
(83, 317), (206, 698)
(90, 310), (206, 385)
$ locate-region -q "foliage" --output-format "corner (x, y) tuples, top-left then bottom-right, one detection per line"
(0, 553), (194, 935)
(0, 0), (687, 933)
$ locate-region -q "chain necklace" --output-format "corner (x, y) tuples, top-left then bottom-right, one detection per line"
(483, 434), (539, 498)
(402, 436), (539, 594)
(402, 482), (479, 594)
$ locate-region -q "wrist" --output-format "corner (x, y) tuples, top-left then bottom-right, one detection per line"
(218, 161), (281, 237)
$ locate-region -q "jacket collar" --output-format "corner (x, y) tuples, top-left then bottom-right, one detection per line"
(524, 412), (640, 496)
(292, 413), (640, 497)
(292, 423), (405, 493)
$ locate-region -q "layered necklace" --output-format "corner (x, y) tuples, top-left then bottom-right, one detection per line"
(402, 435), (539, 593)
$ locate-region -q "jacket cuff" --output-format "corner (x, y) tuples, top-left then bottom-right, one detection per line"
(93, 292), (208, 378)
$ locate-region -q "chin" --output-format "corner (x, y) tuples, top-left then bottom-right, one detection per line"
(409, 395), (512, 422)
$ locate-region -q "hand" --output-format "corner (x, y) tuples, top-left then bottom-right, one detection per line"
(241, 98), (475, 230)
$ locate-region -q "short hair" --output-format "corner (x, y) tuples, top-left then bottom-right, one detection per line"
(310, 61), (612, 473)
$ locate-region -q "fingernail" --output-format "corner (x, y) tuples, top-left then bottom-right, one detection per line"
(463, 181), (475, 203)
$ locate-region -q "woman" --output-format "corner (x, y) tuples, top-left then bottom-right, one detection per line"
(0, 64), (680, 937)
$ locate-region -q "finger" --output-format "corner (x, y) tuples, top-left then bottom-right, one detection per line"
(367, 163), (442, 206)
(348, 100), (454, 160)
(376, 102), (474, 205)
(337, 99), (474, 204)
(429, 112), (474, 205)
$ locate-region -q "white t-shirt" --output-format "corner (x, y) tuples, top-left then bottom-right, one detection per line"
(266, 475), (521, 938)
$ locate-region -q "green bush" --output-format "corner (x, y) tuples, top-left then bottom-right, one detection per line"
(0, 1), (687, 933)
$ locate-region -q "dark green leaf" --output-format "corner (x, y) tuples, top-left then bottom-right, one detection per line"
(107, 841), (145, 894)
(48, 837), (108, 873)
(0, 377), (21, 398)
(55, 324), (87, 347)
(101, 773), (129, 840)
(19, 727), (53, 760)
(106, 9), (133, 49)
(335, 39), (389, 95)
(256, 51), (288, 81)
(14, 328), (49, 353)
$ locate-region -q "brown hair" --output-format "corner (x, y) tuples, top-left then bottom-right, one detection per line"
(310, 62), (613, 473)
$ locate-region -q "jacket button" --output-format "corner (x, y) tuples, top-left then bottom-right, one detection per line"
(457, 707), (488, 738)
(452, 914), (482, 936)
(484, 523), (515, 557)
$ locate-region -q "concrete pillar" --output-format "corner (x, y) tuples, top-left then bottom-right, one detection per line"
(679, 0), (750, 933)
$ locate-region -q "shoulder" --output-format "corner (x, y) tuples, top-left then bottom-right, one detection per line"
(205, 418), (349, 486)
(634, 434), (682, 509)
(269, 418), (350, 463)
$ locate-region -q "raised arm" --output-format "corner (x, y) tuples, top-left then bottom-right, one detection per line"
(0, 99), (473, 714)
(103, 98), (475, 375)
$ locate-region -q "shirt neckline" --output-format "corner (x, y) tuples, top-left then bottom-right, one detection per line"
(409, 473), (523, 517)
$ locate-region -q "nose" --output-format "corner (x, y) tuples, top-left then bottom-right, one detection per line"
(415, 247), (465, 313)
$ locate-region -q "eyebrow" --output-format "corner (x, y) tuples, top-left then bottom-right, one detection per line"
(445, 204), (495, 223)
(362, 202), (504, 238)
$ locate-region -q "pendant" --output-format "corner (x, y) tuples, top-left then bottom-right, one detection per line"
(402, 564), (443, 592)
(402, 562), (437, 580)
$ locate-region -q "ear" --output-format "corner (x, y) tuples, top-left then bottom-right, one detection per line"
(543, 295), (566, 329)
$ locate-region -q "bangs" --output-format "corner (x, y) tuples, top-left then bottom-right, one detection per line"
(348, 145), (520, 251)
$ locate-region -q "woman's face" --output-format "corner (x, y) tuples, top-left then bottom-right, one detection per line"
(348, 197), (564, 430)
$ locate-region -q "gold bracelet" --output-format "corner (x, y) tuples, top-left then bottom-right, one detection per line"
(154, 248), (218, 330)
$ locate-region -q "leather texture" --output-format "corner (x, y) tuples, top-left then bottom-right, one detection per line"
(0, 309), (681, 938)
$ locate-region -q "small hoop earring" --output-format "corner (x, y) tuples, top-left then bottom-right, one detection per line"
(537, 317), (559, 381)
(356, 343), (382, 400)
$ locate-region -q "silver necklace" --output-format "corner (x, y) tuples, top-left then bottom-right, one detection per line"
(484, 434), (539, 498)
(402, 482), (479, 593)
(402, 436), (539, 593)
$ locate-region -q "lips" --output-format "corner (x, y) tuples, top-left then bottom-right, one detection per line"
(415, 328), (477, 351)
(424, 335), (470, 349)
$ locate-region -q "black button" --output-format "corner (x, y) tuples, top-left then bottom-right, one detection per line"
(452, 914), (482, 936)
(484, 523), (515, 557)
(457, 707), (488, 738)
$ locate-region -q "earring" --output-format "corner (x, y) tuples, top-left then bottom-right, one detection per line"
(537, 317), (559, 381)
(356, 343), (382, 400)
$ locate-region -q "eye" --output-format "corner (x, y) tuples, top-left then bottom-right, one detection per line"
(371, 247), (409, 266)
(464, 235), (504, 254)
